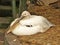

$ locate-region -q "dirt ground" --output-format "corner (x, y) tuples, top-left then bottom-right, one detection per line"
(18, 6), (60, 45)
(0, 6), (60, 45)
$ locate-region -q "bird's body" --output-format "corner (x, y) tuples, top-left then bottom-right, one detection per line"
(20, 15), (52, 26)
(12, 24), (40, 35)
(7, 11), (54, 35)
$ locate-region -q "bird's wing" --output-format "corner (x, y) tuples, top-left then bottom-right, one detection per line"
(43, 17), (54, 26)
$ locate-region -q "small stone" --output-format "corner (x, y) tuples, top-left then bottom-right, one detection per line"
(47, 43), (51, 45)
(13, 39), (17, 42)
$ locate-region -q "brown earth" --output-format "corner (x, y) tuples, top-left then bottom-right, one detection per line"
(17, 5), (60, 45)
(0, 5), (60, 45)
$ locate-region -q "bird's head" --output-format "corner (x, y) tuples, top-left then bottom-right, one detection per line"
(21, 11), (31, 17)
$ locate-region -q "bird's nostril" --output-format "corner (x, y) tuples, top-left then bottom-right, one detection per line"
(26, 25), (32, 27)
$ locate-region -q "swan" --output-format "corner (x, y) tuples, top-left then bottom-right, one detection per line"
(7, 11), (54, 35)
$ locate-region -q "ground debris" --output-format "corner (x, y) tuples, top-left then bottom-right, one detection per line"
(40, 0), (58, 6)
(5, 33), (21, 45)
(4, 4), (60, 45)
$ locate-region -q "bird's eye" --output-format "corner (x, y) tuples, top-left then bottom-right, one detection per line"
(26, 25), (32, 27)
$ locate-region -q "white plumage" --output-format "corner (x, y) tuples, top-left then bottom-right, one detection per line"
(9, 11), (54, 35)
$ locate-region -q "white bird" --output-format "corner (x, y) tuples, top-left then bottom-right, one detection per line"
(7, 11), (54, 35)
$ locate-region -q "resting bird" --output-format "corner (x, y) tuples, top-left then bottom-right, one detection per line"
(7, 11), (54, 35)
